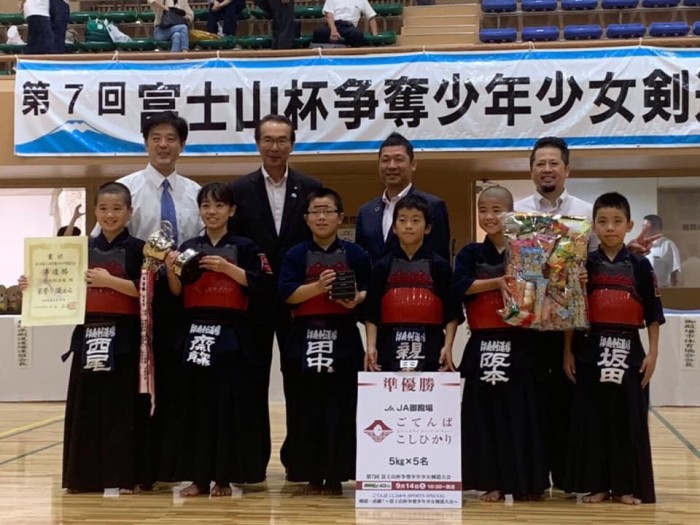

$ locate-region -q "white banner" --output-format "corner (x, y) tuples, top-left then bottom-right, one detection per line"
(681, 316), (698, 370)
(13, 317), (32, 369)
(356, 372), (461, 509)
(13, 46), (700, 156)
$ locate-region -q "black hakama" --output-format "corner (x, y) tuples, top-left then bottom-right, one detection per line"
(564, 329), (656, 503)
(62, 316), (149, 492)
(460, 328), (549, 497)
(452, 239), (548, 498)
(174, 317), (251, 486)
(282, 318), (363, 483)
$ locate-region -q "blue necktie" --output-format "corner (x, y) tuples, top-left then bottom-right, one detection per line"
(161, 179), (179, 245)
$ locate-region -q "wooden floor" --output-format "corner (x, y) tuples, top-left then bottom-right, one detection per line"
(0, 403), (698, 525)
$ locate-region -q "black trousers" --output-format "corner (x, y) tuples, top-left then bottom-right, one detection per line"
(244, 303), (293, 476)
(254, 0), (296, 49)
(312, 20), (366, 47)
(49, 0), (69, 53)
(26, 15), (53, 55)
(207, 0), (246, 37)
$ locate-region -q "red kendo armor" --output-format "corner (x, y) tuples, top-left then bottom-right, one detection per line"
(381, 258), (443, 325)
(465, 261), (511, 330)
(183, 244), (248, 311)
(86, 246), (139, 316)
(588, 258), (644, 328)
(293, 250), (352, 318)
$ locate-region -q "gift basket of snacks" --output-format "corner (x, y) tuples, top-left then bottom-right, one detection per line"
(499, 212), (591, 330)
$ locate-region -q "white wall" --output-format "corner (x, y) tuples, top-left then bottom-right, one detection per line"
(0, 189), (86, 287)
(0, 190), (55, 286)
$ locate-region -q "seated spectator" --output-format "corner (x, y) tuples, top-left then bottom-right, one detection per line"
(207, 0), (246, 37)
(312, 0), (378, 48)
(149, 0), (194, 52)
(20, 0), (53, 54)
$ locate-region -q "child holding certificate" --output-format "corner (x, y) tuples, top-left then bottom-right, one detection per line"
(20, 182), (148, 495)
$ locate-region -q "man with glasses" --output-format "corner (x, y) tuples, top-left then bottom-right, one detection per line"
(228, 114), (322, 482)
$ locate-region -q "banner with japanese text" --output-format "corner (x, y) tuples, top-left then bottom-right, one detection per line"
(356, 372), (461, 509)
(14, 46), (700, 156)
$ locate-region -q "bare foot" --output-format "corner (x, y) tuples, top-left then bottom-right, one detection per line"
(179, 483), (207, 497)
(210, 483), (232, 497)
(323, 481), (342, 495)
(480, 490), (502, 502)
(582, 492), (610, 503)
(119, 486), (140, 495)
(613, 494), (641, 505)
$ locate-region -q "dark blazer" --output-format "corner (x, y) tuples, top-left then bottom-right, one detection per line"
(228, 168), (322, 276)
(355, 187), (451, 264)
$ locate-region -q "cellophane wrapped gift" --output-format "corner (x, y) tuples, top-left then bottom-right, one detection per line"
(498, 212), (591, 331)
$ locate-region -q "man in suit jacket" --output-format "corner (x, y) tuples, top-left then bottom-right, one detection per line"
(228, 114), (322, 479)
(355, 132), (451, 264)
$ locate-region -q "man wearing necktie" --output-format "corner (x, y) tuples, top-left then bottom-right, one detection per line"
(228, 114), (322, 481)
(93, 111), (202, 485)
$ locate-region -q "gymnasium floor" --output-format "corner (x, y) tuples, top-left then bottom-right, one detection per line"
(0, 403), (698, 525)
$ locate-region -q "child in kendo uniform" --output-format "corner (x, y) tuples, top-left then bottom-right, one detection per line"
(563, 192), (664, 505)
(164, 182), (273, 497)
(20, 182), (148, 494)
(451, 186), (548, 502)
(364, 193), (461, 373)
(278, 188), (371, 495)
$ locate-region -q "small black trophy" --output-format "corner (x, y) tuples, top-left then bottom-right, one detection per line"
(330, 270), (357, 300)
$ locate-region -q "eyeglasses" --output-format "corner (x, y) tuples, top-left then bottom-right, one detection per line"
(260, 137), (291, 147)
(306, 210), (340, 217)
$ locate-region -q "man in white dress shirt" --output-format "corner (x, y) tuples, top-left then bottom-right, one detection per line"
(514, 136), (593, 491)
(644, 214), (681, 287)
(94, 111), (202, 243)
(515, 136), (593, 221)
(91, 111), (202, 485)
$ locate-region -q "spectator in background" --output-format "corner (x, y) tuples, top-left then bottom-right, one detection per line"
(207, 0), (246, 37)
(149, 0), (194, 52)
(20, 0), (53, 54)
(254, 0), (295, 49)
(644, 214), (681, 287)
(312, 0), (378, 47)
(57, 204), (84, 236)
(680, 244), (700, 288)
(49, 0), (69, 53)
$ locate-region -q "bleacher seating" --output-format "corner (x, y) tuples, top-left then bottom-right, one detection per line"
(601, 0), (639, 9)
(482, 0), (518, 13)
(522, 25), (560, 40)
(641, 0), (680, 6)
(561, 0), (599, 10)
(606, 22), (647, 36)
(522, 0), (558, 12)
(480, 27), (518, 42)
(564, 23), (604, 39)
(480, 0), (700, 43)
(649, 21), (691, 35)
